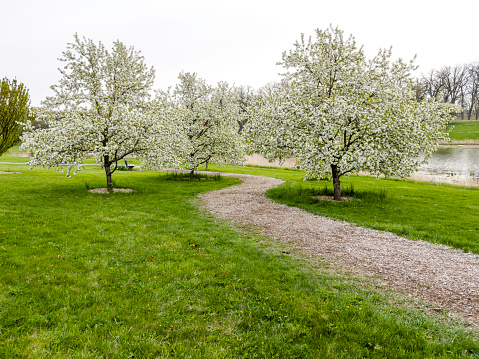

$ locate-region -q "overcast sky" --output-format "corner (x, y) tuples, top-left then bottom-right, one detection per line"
(2, 0), (478, 106)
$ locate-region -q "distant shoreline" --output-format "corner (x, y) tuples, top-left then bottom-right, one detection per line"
(438, 140), (479, 146)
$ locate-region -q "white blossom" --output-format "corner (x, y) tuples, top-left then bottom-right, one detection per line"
(247, 26), (454, 200)
(21, 34), (186, 190)
(164, 72), (246, 176)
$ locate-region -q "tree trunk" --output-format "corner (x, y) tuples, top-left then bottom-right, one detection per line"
(105, 166), (113, 191)
(468, 103), (474, 121)
(104, 156), (113, 192)
(189, 153), (196, 179)
(331, 164), (341, 201)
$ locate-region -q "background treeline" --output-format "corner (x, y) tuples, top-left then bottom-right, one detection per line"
(416, 63), (479, 120)
(240, 63), (479, 124)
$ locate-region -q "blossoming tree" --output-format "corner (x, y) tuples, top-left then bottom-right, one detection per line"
(248, 27), (454, 200)
(21, 34), (186, 191)
(167, 72), (246, 177)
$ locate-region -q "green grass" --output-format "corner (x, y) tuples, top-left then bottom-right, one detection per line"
(268, 177), (479, 253)
(2, 143), (27, 157)
(1, 164), (478, 357)
(447, 121), (479, 141)
(0, 156), (29, 163)
(205, 163), (306, 181)
(206, 164), (479, 254)
(0, 145), (140, 166)
(4, 143), (23, 153)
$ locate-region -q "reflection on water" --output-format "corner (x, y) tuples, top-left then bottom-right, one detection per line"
(415, 146), (479, 184)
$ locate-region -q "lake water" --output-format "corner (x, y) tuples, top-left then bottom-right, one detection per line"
(415, 146), (479, 185)
(246, 147), (479, 186)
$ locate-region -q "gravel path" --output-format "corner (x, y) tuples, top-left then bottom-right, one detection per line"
(200, 173), (479, 325)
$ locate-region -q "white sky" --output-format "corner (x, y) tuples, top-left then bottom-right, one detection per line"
(2, 0), (478, 106)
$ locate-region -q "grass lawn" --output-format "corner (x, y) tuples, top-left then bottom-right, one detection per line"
(2, 144), (26, 156)
(4, 144), (22, 152)
(0, 156), (29, 163)
(447, 121), (479, 142)
(206, 164), (479, 254)
(1, 163), (478, 357)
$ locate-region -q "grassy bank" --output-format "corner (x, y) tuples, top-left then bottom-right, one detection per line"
(0, 156), (29, 163)
(206, 164), (479, 254)
(446, 121), (479, 143)
(1, 163), (478, 357)
(2, 144), (25, 156)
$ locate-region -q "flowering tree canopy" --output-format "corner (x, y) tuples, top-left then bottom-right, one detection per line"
(248, 27), (454, 200)
(21, 34), (186, 191)
(167, 72), (245, 177)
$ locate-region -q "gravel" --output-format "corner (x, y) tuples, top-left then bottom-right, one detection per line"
(200, 173), (479, 325)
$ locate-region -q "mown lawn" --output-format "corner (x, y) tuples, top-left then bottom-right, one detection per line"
(448, 121), (479, 141)
(0, 162), (478, 358)
(0, 156), (29, 163)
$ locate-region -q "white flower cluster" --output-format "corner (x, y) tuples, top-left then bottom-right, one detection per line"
(247, 27), (454, 198)
(164, 72), (246, 175)
(20, 35), (247, 189)
(21, 34), (188, 189)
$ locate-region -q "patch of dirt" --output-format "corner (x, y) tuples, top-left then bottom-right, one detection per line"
(88, 188), (133, 193)
(0, 171), (22, 174)
(313, 195), (357, 202)
(5, 152), (29, 157)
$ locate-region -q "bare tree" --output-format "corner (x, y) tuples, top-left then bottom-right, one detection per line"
(418, 64), (474, 121)
(257, 80), (291, 99)
(419, 70), (444, 100)
(464, 63), (479, 120)
(235, 85), (254, 134)
(438, 65), (468, 105)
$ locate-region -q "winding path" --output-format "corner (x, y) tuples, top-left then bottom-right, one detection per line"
(200, 173), (479, 325)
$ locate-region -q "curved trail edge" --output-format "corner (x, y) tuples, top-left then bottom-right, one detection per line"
(200, 172), (479, 326)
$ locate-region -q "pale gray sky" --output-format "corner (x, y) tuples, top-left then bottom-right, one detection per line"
(2, 0), (478, 106)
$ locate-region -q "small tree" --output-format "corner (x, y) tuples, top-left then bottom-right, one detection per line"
(21, 34), (185, 191)
(0, 78), (31, 156)
(168, 72), (245, 177)
(248, 27), (454, 200)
